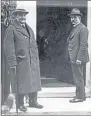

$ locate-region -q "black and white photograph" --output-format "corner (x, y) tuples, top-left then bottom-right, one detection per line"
(1, 0), (91, 115)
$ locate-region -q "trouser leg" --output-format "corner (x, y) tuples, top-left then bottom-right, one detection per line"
(29, 93), (32, 104)
(29, 92), (37, 104)
(71, 63), (86, 99)
(18, 94), (24, 108)
(29, 92), (43, 108)
(32, 92), (37, 103)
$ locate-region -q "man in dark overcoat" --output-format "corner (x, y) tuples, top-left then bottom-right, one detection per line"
(67, 8), (89, 103)
(4, 9), (43, 111)
(1, 22), (10, 105)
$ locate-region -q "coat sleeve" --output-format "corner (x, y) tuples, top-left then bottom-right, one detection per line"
(77, 27), (89, 61)
(4, 25), (17, 67)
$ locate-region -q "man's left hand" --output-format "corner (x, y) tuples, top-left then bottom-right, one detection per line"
(76, 60), (82, 65)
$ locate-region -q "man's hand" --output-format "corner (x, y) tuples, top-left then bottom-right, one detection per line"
(11, 66), (16, 75)
(76, 60), (82, 65)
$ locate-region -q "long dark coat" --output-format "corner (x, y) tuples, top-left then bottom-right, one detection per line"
(1, 23), (10, 104)
(4, 22), (41, 94)
(67, 23), (89, 63)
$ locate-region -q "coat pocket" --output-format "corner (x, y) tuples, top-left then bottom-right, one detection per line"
(16, 49), (26, 63)
(17, 56), (26, 63)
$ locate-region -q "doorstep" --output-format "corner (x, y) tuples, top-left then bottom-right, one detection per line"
(5, 98), (91, 116)
(38, 87), (91, 98)
(2, 87), (91, 116)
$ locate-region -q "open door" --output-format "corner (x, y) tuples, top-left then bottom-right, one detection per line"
(37, 3), (87, 86)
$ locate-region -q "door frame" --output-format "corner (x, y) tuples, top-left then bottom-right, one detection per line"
(86, 1), (91, 90)
(37, 0), (91, 91)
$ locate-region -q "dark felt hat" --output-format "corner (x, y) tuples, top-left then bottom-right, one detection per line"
(68, 8), (83, 17)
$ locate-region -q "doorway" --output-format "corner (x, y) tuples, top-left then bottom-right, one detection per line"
(37, 6), (87, 86)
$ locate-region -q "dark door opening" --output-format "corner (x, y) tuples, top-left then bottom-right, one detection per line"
(37, 6), (87, 85)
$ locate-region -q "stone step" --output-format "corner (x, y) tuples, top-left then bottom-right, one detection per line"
(9, 98), (91, 116)
(38, 87), (91, 98)
(39, 78), (91, 98)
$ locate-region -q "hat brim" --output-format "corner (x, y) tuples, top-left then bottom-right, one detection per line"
(68, 13), (83, 17)
(12, 11), (29, 15)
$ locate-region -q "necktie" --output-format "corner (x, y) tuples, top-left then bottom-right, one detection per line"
(21, 24), (25, 29)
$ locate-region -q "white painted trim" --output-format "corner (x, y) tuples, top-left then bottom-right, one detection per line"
(86, 1), (91, 90)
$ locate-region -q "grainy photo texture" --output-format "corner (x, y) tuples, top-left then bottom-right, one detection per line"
(1, 0), (91, 116)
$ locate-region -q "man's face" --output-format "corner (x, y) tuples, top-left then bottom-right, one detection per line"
(70, 15), (81, 26)
(15, 12), (26, 24)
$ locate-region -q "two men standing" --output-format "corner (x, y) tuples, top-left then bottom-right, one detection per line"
(67, 8), (89, 103)
(3, 7), (89, 112)
(4, 9), (43, 111)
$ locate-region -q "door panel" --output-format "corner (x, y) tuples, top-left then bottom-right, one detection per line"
(37, 7), (87, 84)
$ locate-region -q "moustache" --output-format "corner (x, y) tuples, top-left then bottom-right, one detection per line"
(71, 20), (76, 23)
(71, 20), (75, 22)
(20, 18), (26, 20)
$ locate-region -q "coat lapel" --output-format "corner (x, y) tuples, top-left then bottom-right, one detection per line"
(25, 23), (31, 38)
(70, 23), (82, 38)
(25, 23), (34, 44)
(67, 23), (82, 42)
(14, 22), (29, 38)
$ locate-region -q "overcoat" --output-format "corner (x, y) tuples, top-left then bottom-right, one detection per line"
(4, 22), (41, 94)
(67, 23), (89, 63)
(1, 23), (10, 104)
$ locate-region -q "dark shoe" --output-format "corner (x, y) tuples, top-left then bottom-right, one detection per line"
(69, 98), (86, 103)
(19, 106), (27, 112)
(29, 102), (43, 109)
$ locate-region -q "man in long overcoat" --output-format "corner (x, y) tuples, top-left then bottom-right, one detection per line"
(67, 8), (89, 103)
(1, 22), (10, 105)
(4, 9), (43, 111)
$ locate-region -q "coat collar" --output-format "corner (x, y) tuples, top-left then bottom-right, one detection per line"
(67, 23), (82, 42)
(13, 21), (30, 38)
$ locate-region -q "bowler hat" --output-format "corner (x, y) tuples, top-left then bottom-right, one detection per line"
(68, 8), (83, 16)
(12, 9), (29, 15)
